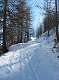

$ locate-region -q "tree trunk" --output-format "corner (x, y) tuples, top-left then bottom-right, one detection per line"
(3, 0), (8, 53)
(55, 0), (58, 41)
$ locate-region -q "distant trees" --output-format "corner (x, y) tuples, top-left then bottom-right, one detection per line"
(36, 0), (59, 40)
(36, 24), (42, 38)
(43, 0), (52, 36)
(43, 13), (56, 32)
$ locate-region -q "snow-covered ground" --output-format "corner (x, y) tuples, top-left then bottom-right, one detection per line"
(0, 34), (59, 80)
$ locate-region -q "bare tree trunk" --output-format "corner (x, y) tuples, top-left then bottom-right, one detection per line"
(3, 0), (8, 53)
(47, 0), (49, 36)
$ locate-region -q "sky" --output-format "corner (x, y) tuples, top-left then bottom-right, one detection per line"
(27, 0), (45, 32)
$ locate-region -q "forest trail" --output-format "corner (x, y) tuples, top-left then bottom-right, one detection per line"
(0, 36), (59, 80)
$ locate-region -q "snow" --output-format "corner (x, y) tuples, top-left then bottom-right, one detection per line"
(0, 34), (59, 80)
(31, 37), (36, 41)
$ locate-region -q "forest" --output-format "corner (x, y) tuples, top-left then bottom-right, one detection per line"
(0, 0), (59, 54)
(0, 0), (59, 80)
(0, 0), (32, 54)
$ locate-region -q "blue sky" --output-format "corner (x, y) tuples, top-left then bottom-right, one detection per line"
(27, 0), (45, 32)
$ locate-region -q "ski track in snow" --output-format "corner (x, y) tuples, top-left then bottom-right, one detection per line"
(0, 35), (59, 80)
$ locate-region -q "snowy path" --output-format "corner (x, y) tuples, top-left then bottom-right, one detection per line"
(0, 36), (59, 80)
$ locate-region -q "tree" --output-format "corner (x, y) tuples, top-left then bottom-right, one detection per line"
(36, 24), (42, 38)
(3, 0), (8, 53)
(55, 0), (59, 41)
(5, 0), (31, 46)
(43, 0), (52, 36)
(11, 0), (31, 43)
(43, 0), (59, 39)
(0, 0), (32, 53)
